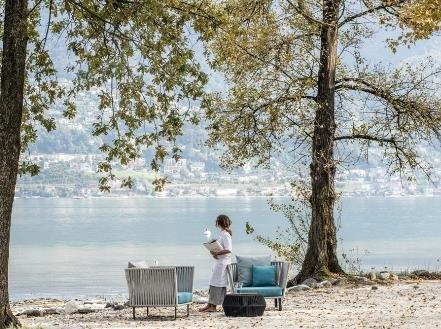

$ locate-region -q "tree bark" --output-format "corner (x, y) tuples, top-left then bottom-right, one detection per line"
(0, 0), (28, 327)
(296, 0), (344, 283)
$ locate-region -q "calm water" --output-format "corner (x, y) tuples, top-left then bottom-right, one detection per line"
(9, 196), (441, 300)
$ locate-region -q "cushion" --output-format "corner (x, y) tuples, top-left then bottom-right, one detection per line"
(236, 286), (283, 297)
(127, 260), (149, 268)
(178, 292), (193, 304)
(252, 265), (276, 287)
(236, 255), (271, 287)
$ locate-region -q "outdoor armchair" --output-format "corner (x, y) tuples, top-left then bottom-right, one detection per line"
(125, 266), (194, 319)
(226, 261), (289, 311)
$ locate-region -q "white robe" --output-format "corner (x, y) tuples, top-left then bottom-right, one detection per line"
(209, 230), (233, 287)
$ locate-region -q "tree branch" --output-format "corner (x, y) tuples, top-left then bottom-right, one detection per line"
(334, 134), (399, 143)
(285, 0), (327, 26)
(338, 0), (406, 27)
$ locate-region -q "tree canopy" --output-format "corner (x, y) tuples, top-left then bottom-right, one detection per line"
(20, 0), (208, 190)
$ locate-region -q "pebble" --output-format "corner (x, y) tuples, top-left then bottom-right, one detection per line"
(378, 272), (391, 280)
(302, 278), (319, 288)
(64, 300), (79, 314)
(367, 272), (376, 280)
(318, 280), (332, 288)
(287, 284), (311, 292)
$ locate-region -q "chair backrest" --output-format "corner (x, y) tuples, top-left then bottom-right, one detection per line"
(125, 267), (178, 306)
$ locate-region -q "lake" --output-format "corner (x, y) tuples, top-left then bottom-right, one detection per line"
(9, 196), (441, 300)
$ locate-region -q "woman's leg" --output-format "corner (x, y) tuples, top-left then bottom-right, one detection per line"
(206, 286), (227, 311)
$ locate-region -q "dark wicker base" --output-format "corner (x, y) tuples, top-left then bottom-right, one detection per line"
(222, 294), (266, 317)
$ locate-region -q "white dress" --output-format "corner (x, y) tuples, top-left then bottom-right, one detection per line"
(209, 230), (233, 287)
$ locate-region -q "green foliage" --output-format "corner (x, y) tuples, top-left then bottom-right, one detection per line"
(12, 0), (209, 191)
(246, 180), (311, 266)
(197, 0), (441, 180)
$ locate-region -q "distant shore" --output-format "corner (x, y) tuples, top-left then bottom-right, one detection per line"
(14, 194), (441, 199)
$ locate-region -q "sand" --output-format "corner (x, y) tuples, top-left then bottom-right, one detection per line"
(12, 280), (441, 329)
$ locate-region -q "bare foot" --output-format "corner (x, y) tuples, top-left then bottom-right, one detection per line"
(206, 306), (217, 312)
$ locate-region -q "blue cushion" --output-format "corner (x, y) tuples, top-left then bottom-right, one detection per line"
(236, 255), (271, 287)
(252, 265), (276, 287)
(178, 292), (193, 304)
(236, 286), (283, 297)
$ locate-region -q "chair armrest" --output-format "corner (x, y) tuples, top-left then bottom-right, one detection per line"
(176, 266), (194, 293)
(271, 261), (289, 292)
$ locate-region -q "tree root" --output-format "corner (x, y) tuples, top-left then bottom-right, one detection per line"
(0, 305), (20, 329)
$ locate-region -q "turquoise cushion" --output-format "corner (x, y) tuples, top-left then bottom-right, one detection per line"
(236, 286), (283, 297)
(177, 292), (193, 304)
(236, 255), (271, 287)
(252, 265), (276, 287)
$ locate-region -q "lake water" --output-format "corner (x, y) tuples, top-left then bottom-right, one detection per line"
(9, 196), (441, 300)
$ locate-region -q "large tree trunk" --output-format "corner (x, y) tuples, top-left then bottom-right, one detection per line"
(296, 0), (344, 283)
(0, 0), (28, 327)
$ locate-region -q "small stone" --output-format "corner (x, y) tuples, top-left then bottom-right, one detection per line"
(367, 272), (376, 280)
(43, 308), (60, 315)
(371, 285), (378, 290)
(105, 302), (114, 308)
(19, 309), (44, 317)
(333, 278), (347, 286)
(353, 275), (369, 282)
(78, 307), (95, 314)
(390, 274), (399, 281)
(112, 304), (125, 310)
(378, 271), (390, 280)
(318, 280), (332, 288)
(302, 278), (319, 288)
(287, 284), (311, 292)
(64, 300), (79, 314)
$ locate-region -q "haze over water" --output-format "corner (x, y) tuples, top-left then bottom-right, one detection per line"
(10, 196), (441, 300)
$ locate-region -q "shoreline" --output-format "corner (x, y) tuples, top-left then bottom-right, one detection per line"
(14, 194), (441, 199)
(12, 280), (441, 328)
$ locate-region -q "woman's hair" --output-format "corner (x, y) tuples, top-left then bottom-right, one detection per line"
(216, 214), (232, 236)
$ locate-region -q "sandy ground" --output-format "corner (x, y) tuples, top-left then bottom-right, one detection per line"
(12, 280), (441, 329)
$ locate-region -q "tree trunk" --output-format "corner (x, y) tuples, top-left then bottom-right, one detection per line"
(0, 0), (28, 327)
(296, 0), (344, 283)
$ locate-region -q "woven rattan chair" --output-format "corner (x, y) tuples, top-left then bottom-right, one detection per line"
(125, 266), (194, 320)
(226, 261), (289, 311)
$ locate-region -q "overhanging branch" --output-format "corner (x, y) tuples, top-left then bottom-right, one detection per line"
(334, 134), (400, 144)
(338, 0), (406, 27)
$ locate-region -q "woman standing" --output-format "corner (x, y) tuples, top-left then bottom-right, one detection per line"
(199, 214), (233, 312)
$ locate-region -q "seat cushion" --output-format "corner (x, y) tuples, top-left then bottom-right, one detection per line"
(236, 286), (283, 297)
(236, 255), (271, 286)
(178, 292), (193, 304)
(252, 265), (276, 287)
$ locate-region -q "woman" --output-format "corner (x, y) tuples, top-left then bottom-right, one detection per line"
(199, 214), (233, 312)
